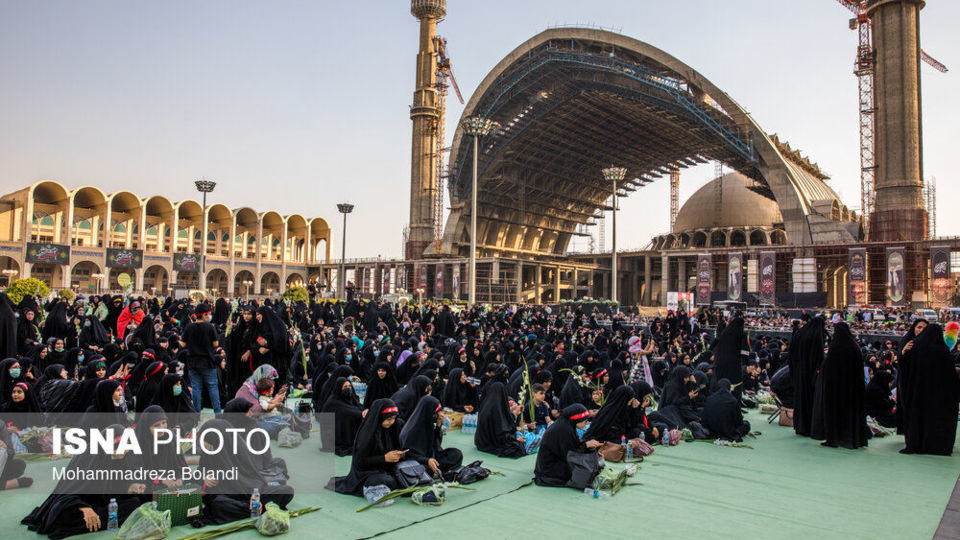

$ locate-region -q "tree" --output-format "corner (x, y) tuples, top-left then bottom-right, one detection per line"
(4, 277), (50, 305)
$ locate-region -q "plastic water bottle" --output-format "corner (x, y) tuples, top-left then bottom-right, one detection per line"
(623, 435), (632, 459)
(250, 488), (261, 519)
(107, 498), (119, 531)
(441, 416), (450, 435)
(583, 488), (611, 499)
(662, 430), (670, 446)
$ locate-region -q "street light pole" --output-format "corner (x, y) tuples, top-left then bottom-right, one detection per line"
(336, 203), (354, 301)
(460, 116), (499, 307)
(194, 179), (216, 292)
(601, 166), (626, 307)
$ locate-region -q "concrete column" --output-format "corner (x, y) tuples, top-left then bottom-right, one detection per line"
(678, 258), (687, 294)
(867, 0), (927, 241)
(254, 221), (263, 294)
(515, 261), (523, 303)
(661, 255), (670, 306)
(572, 268), (579, 299)
(65, 202), (74, 245)
(588, 271), (595, 298)
(534, 265), (542, 304)
(554, 265), (561, 303)
(643, 255), (652, 305)
(135, 268), (144, 292)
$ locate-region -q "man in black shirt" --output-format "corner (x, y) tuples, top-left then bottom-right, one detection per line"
(181, 303), (222, 413)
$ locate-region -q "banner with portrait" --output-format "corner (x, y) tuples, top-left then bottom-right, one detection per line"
(452, 264), (461, 299)
(759, 251), (775, 305)
(847, 248), (867, 306)
(696, 254), (712, 306)
(435, 263), (444, 298)
(25, 242), (69, 265)
(930, 246), (951, 306)
(727, 252), (743, 301)
(382, 266), (391, 295)
(417, 263), (428, 293)
(886, 247), (906, 306)
(105, 248), (143, 269)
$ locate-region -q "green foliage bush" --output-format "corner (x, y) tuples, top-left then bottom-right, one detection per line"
(5, 277), (50, 305)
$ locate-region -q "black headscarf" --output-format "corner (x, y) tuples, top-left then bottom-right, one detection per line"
(135, 361), (167, 413)
(533, 403), (589, 487)
(321, 377), (364, 456)
(83, 379), (128, 429)
(700, 378), (747, 442)
(363, 361), (399, 409)
(441, 368), (478, 412)
(0, 293), (17, 359)
(789, 317), (825, 436)
(317, 365), (353, 412)
(900, 324), (959, 455)
(391, 375), (432, 420)
(810, 322), (868, 448)
(149, 373), (196, 415)
(582, 384), (636, 443)
(134, 405), (187, 486)
(399, 395), (444, 461)
(474, 381), (525, 458)
(712, 317), (747, 389)
(0, 357), (24, 407)
(330, 398), (401, 496)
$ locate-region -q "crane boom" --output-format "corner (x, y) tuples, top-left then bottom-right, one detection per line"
(921, 50), (948, 73)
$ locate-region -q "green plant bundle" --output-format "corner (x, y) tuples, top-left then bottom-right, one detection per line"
(356, 482), (475, 512)
(177, 506), (322, 540)
(4, 278), (49, 305)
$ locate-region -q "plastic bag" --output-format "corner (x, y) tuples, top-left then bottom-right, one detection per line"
(116, 502), (171, 540)
(277, 428), (303, 448)
(411, 485), (446, 506)
(255, 502), (291, 536)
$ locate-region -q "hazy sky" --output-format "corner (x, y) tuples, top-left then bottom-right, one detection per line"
(0, 0), (956, 259)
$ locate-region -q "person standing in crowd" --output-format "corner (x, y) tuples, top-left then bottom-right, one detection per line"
(181, 303), (222, 414)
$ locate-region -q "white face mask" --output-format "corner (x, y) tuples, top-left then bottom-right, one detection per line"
(112, 397), (122, 407)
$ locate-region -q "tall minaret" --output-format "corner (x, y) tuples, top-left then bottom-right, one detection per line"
(406, 0), (445, 259)
(867, 0), (927, 241)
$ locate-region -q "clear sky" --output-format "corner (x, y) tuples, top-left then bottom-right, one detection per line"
(0, 0), (956, 259)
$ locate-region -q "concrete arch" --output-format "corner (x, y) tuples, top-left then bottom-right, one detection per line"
(439, 27), (856, 257)
(70, 186), (107, 247)
(749, 229), (769, 246)
(285, 272), (304, 287)
(0, 256), (20, 286)
(261, 271), (280, 295)
(143, 264), (169, 295)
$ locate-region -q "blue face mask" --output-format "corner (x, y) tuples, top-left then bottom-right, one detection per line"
(345, 355), (352, 361)
(373, 350), (380, 358)
(78, 353), (85, 362)
(172, 385), (182, 396)
(84, 321), (91, 327)
(9, 367), (21, 378)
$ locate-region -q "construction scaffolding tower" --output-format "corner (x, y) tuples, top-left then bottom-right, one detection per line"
(924, 176), (937, 238)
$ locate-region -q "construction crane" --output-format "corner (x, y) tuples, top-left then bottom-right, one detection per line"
(432, 35), (464, 253)
(832, 0), (947, 236)
(669, 167), (680, 232)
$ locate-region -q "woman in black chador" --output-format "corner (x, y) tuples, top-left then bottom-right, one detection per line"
(533, 404), (600, 487)
(474, 382), (525, 458)
(900, 324), (958, 456)
(330, 398), (406, 495)
(810, 322), (868, 448)
(399, 395), (463, 477)
(790, 316), (825, 437)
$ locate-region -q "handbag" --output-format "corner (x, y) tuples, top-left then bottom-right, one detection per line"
(779, 407), (794, 427)
(630, 437), (654, 457)
(565, 450), (602, 490)
(452, 460), (491, 485)
(598, 441), (626, 463)
(153, 484), (202, 526)
(396, 459), (433, 488)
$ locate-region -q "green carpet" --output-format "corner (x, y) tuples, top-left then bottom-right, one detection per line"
(3, 411), (959, 539)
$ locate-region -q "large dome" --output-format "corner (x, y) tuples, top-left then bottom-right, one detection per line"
(673, 172), (783, 232)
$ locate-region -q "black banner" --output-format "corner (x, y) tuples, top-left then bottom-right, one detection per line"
(931, 246), (951, 306)
(25, 242), (69, 265)
(759, 251), (775, 305)
(848, 248), (867, 306)
(696, 254), (712, 306)
(173, 252), (201, 272)
(886, 247), (906, 306)
(728, 252), (743, 301)
(105, 248), (143, 269)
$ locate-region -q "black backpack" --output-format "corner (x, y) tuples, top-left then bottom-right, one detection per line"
(565, 450), (602, 490)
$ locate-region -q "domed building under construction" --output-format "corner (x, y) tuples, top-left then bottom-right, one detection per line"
(319, 4), (958, 309)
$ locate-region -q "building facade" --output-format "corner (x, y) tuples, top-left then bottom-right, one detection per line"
(0, 180), (332, 296)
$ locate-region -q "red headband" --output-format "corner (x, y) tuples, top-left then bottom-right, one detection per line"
(594, 369), (607, 379)
(570, 410), (589, 421)
(142, 351), (155, 360)
(435, 403), (442, 412)
(145, 362), (165, 379)
(381, 406), (398, 414)
(14, 382), (28, 392)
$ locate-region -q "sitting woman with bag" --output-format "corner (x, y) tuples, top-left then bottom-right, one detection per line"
(534, 404), (601, 487)
(329, 398), (406, 498)
(580, 385), (638, 443)
(474, 382), (527, 458)
(400, 395), (463, 478)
